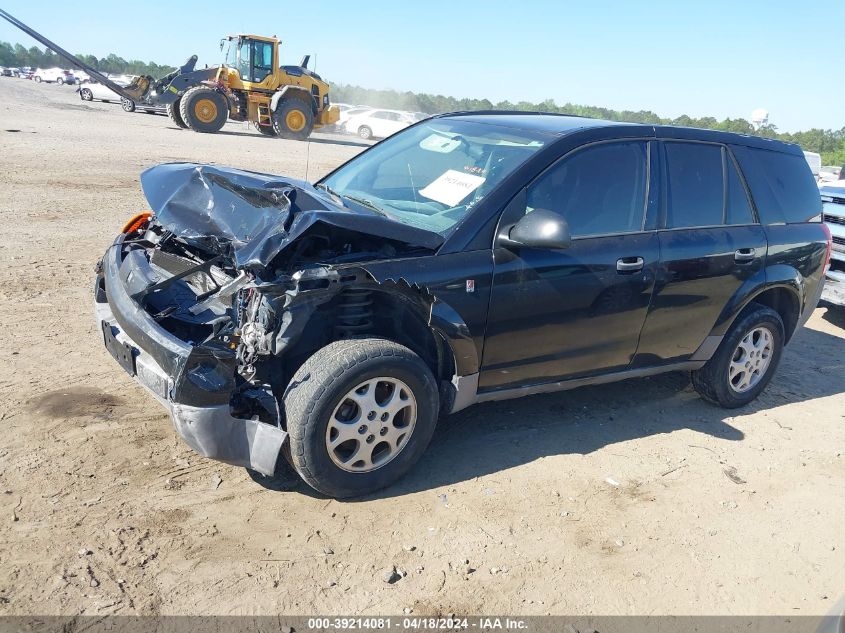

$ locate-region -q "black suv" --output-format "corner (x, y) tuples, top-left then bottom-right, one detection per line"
(94, 113), (830, 497)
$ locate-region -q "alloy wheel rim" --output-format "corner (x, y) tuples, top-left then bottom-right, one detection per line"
(325, 377), (417, 473)
(728, 326), (773, 393)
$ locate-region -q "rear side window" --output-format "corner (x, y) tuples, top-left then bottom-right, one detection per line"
(730, 145), (822, 224)
(526, 141), (648, 238)
(664, 142), (723, 228)
(663, 142), (756, 228)
(726, 155), (754, 225)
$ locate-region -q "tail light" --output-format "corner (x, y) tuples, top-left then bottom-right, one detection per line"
(121, 212), (152, 234)
(821, 222), (832, 271)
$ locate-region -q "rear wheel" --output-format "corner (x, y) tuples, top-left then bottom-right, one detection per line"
(283, 338), (439, 498)
(272, 97), (314, 140)
(34, 76), (41, 83)
(79, 88), (92, 101)
(166, 99), (188, 129)
(179, 86), (228, 133)
(358, 125), (373, 140)
(691, 305), (784, 408)
(121, 98), (135, 112)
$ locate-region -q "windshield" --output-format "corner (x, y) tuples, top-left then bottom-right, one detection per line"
(320, 119), (547, 235)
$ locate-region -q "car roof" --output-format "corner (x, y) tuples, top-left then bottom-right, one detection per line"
(435, 111), (803, 155)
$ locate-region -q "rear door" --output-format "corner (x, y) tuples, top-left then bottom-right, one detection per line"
(633, 140), (767, 366)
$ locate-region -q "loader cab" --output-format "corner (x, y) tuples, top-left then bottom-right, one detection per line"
(221, 35), (279, 88)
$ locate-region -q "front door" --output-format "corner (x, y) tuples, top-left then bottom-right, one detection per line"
(480, 140), (659, 391)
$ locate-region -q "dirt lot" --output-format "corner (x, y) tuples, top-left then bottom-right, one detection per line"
(0, 79), (843, 617)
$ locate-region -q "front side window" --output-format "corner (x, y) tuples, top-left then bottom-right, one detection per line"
(238, 41), (251, 81)
(525, 141), (648, 238)
(321, 119), (548, 236)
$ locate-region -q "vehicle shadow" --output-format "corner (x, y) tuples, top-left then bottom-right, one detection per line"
(820, 301), (845, 329)
(251, 324), (845, 499)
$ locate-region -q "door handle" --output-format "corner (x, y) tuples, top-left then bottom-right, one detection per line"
(734, 248), (756, 263)
(616, 256), (644, 273)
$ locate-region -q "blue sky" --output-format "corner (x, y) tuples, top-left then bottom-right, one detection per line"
(1, 1), (841, 132)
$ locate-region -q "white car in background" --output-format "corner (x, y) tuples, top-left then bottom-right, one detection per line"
(78, 80), (122, 103)
(33, 67), (75, 84)
(78, 78), (165, 116)
(344, 108), (417, 140)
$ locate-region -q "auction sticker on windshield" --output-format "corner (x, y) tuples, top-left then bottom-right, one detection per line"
(419, 169), (486, 206)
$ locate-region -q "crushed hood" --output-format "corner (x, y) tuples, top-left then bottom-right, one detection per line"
(140, 163), (443, 271)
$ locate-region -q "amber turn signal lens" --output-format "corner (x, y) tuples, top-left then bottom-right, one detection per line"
(121, 212), (152, 234)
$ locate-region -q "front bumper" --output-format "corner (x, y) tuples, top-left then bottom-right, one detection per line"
(94, 236), (287, 476)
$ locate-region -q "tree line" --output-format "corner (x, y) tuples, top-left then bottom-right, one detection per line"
(333, 84), (845, 166)
(2, 42), (842, 165)
(0, 41), (174, 80)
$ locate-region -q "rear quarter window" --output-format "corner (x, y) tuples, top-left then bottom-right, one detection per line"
(731, 145), (821, 224)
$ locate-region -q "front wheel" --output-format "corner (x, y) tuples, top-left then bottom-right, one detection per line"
(283, 338), (440, 498)
(56, 77), (64, 85)
(179, 86), (229, 133)
(34, 76), (41, 83)
(79, 88), (93, 101)
(121, 98), (135, 112)
(692, 305), (784, 408)
(358, 125), (373, 140)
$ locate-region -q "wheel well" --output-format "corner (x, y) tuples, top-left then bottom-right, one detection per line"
(750, 287), (800, 342)
(279, 287), (453, 388)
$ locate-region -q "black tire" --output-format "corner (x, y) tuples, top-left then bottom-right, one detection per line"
(121, 98), (135, 112)
(179, 86), (228, 133)
(57, 77), (64, 85)
(34, 76), (41, 83)
(691, 305), (785, 408)
(79, 88), (92, 101)
(272, 97), (314, 140)
(257, 123), (277, 137)
(167, 100), (188, 129)
(283, 338), (440, 498)
(358, 125), (373, 140)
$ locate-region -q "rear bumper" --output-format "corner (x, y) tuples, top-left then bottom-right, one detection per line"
(94, 236), (286, 476)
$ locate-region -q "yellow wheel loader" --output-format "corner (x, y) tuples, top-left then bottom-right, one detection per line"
(1, 10), (339, 140)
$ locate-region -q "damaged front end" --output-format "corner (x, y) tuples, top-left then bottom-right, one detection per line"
(94, 163), (442, 475)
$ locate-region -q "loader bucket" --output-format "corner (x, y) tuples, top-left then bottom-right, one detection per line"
(120, 76), (152, 101)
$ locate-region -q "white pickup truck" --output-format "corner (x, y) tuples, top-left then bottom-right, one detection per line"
(821, 181), (845, 305)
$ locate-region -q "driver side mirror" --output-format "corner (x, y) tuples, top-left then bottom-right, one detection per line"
(500, 208), (572, 250)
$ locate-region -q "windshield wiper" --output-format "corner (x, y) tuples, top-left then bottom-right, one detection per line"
(342, 194), (391, 217)
(313, 182), (344, 204)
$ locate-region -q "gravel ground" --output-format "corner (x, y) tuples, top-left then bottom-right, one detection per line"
(0, 78), (843, 616)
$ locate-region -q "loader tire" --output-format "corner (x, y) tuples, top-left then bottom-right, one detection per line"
(272, 97), (314, 140)
(167, 100), (188, 129)
(179, 86), (228, 133)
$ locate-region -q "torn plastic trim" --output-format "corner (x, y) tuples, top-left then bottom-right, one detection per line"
(140, 163), (444, 272)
